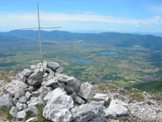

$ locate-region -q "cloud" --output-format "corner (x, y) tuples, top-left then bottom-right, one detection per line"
(149, 5), (162, 14)
(0, 12), (162, 31)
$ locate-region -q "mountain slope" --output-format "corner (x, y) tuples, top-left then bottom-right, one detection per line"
(0, 30), (162, 51)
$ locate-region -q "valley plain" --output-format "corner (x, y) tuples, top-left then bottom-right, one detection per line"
(0, 30), (162, 95)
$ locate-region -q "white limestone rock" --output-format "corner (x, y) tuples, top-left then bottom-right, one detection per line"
(105, 99), (129, 118)
(71, 103), (106, 122)
(10, 106), (18, 118)
(78, 82), (95, 101)
(43, 88), (74, 122)
(19, 96), (27, 103)
(22, 68), (32, 77)
(74, 95), (85, 105)
(43, 88), (66, 102)
(4, 80), (28, 98)
(44, 108), (72, 122)
(26, 105), (38, 116)
(26, 117), (37, 122)
(28, 97), (44, 106)
(42, 78), (58, 87)
(25, 91), (32, 100)
(93, 93), (110, 101)
(16, 102), (23, 111)
(17, 110), (26, 119)
(0, 94), (13, 108)
(47, 62), (60, 71)
(27, 67), (44, 86)
(93, 93), (111, 107)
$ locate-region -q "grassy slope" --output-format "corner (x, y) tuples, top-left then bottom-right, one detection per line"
(134, 80), (162, 92)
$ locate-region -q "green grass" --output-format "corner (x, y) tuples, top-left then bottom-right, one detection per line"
(130, 90), (145, 102)
(96, 83), (118, 92)
(36, 104), (47, 122)
(134, 80), (162, 100)
(134, 80), (162, 92)
(0, 41), (162, 94)
(0, 107), (12, 121)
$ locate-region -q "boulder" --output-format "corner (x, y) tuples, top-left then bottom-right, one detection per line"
(22, 68), (32, 77)
(32, 91), (40, 97)
(26, 105), (38, 116)
(43, 72), (48, 78)
(78, 82), (94, 101)
(93, 93), (110, 101)
(27, 68), (44, 86)
(16, 102), (23, 111)
(43, 77), (65, 89)
(56, 67), (64, 73)
(74, 95), (85, 105)
(30, 65), (37, 71)
(13, 97), (18, 105)
(105, 99), (129, 118)
(47, 62), (60, 71)
(43, 89), (74, 122)
(26, 117), (37, 122)
(25, 91), (32, 100)
(45, 68), (55, 80)
(10, 106), (18, 118)
(22, 104), (27, 110)
(4, 80), (28, 98)
(90, 101), (105, 106)
(43, 88), (66, 102)
(0, 94), (12, 108)
(43, 94), (74, 111)
(93, 93), (111, 107)
(66, 80), (80, 94)
(65, 85), (76, 94)
(15, 72), (27, 82)
(44, 108), (72, 122)
(19, 96), (27, 103)
(57, 74), (81, 93)
(27, 86), (35, 92)
(71, 103), (106, 122)
(17, 110), (26, 119)
(38, 86), (52, 100)
(42, 78), (58, 87)
(15, 68), (32, 82)
(28, 97), (44, 106)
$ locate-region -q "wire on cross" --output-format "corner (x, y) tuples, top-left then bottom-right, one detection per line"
(21, 2), (61, 64)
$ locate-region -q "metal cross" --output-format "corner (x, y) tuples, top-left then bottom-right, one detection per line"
(22, 2), (61, 64)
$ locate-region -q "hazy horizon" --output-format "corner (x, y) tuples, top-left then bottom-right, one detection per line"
(0, 0), (162, 33)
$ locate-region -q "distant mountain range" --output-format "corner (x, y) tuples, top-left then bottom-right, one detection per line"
(153, 33), (162, 37)
(0, 30), (162, 51)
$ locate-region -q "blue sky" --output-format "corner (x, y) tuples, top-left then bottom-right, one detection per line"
(0, 0), (162, 32)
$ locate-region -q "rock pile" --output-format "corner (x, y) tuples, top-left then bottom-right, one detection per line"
(0, 61), (161, 122)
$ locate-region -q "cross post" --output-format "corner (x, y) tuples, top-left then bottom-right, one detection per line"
(22, 2), (61, 64)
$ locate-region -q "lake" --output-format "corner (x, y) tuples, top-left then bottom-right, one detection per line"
(96, 50), (118, 56)
(0, 53), (16, 58)
(0, 62), (16, 67)
(66, 58), (92, 65)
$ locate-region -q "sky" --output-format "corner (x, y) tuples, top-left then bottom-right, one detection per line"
(0, 0), (162, 33)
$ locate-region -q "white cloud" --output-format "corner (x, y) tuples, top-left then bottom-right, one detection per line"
(0, 12), (162, 31)
(149, 5), (162, 14)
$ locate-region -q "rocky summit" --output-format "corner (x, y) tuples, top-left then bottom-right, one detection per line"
(0, 61), (162, 122)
